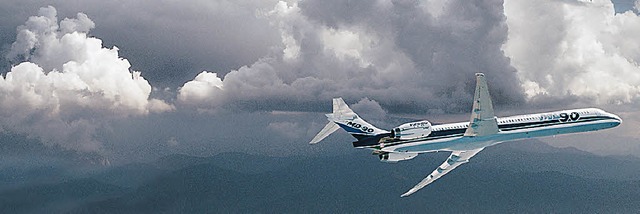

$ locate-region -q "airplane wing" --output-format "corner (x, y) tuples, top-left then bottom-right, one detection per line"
(464, 73), (499, 137)
(400, 148), (484, 197)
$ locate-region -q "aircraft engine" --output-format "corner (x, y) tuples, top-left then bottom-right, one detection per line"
(390, 120), (432, 140)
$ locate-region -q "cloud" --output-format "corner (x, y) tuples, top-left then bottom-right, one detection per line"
(179, 0), (525, 114)
(167, 137), (179, 147)
(350, 97), (387, 122)
(0, 0), (282, 88)
(1, 0), (638, 160)
(0, 6), (172, 151)
(177, 71), (225, 112)
(268, 121), (304, 139)
(504, 0), (640, 106)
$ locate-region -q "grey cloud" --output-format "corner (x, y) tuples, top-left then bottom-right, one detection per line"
(2, 0), (526, 114)
(268, 121), (305, 139)
(350, 97), (388, 127)
(0, 0), (282, 87)
(98, 110), (355, 163)
(302, 0), (524, 103)
(2, 0), (638, 161)
(181, 0), (525, 114)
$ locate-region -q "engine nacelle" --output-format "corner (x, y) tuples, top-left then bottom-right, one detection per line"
(379, 152), (418, 162)
(390, 120), (432, 140)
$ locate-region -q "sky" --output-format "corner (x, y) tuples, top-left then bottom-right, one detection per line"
(0, 0), (639, 163)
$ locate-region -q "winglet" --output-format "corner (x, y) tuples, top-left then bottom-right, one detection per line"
(464, 73), (499, 137)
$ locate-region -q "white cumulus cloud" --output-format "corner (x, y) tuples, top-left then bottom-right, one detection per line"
(504, 0), (640, 105)
(178, 71), (225, 111)
(0, 6), (172, 151)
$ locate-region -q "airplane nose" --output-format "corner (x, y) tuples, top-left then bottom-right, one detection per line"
(610, 113), (622, 126)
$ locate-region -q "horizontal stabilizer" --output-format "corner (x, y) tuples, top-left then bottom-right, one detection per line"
(309, 122), (340, 144)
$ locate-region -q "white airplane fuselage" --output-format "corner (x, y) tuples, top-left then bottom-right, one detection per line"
(380, 108), (621, 153)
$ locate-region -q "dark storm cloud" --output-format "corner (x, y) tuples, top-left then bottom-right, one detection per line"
(179, 0), (526, 114)
(2, 0), (526, 114)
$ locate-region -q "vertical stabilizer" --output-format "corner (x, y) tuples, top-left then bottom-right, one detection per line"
(332, 97), (353, 116)
(464, 73), (499, 137)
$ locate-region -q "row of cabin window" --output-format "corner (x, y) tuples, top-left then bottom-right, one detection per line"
(433, 116), (534, 131)
(501, 117), (537, 123)
(433, 111), (594, 131)
(433, 124), (468, 131)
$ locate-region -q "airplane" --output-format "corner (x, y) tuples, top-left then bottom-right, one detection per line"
(309, 73), (622, 197)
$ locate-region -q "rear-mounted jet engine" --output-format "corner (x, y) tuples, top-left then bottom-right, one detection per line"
(390, 120), (432, 140)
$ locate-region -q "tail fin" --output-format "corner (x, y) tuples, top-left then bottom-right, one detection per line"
(309, 98), (388, 144)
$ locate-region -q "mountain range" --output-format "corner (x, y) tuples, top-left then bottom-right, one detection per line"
(1, 135), (639, 213)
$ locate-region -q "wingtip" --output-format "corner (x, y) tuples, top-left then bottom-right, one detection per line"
(308, 139), (322, 145)
(400, 190), (415, 198)
(308, 138), (319, 145)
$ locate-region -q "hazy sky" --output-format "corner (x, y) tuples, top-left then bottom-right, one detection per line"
(0, 0), (639, 163)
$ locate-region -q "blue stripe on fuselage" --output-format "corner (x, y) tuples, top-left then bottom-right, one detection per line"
(337, 123), (366, 134)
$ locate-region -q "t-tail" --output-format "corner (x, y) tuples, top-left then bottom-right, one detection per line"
(309, 98), (389, 147)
